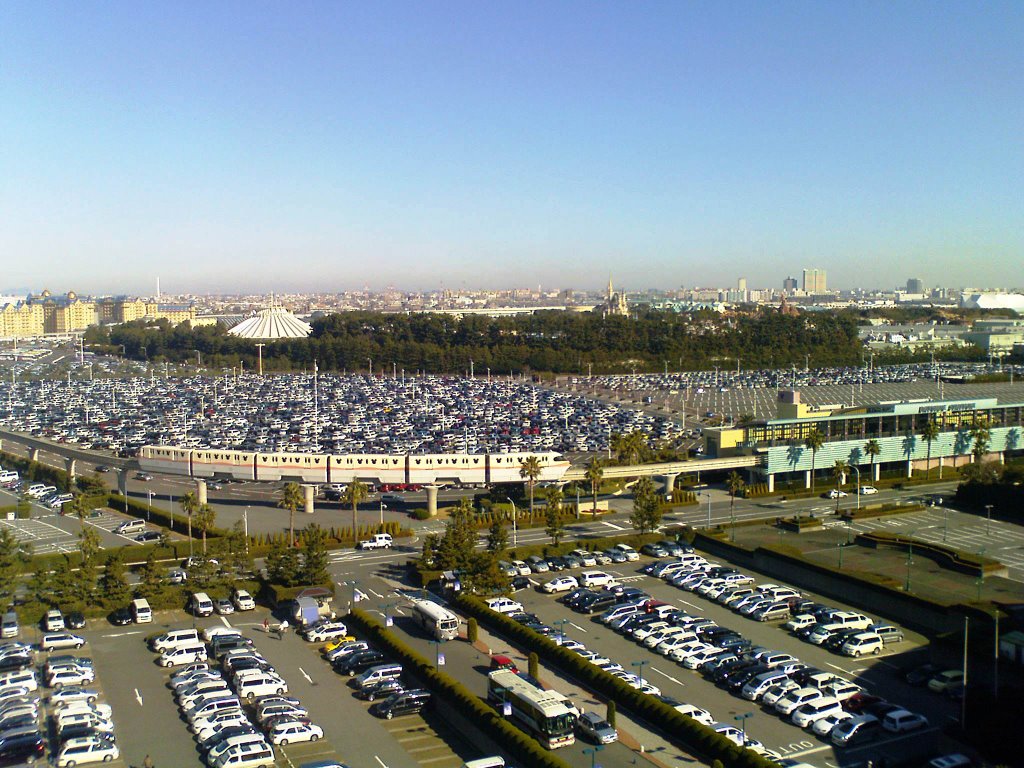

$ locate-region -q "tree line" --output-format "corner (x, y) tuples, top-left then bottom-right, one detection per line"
(84, 307), (869, 375)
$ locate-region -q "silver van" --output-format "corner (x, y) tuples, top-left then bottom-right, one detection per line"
(190, 592), (214, 617)
(159, 644), (208, 668)
(130, 598), (152, 623)
(1, 611), (19, 639)
(114, 518), (145, 535)
(355, 663), (403, 690)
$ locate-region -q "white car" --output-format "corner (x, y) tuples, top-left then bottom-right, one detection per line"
(55, 734), (119, 767)
(48, 666), (95, 689)
(775, 687), (824, 717)
(827, 489), (848, 499)
(44, 610), (66, 632)
(56, 711), (115, 734)
(791, 697), (843, 728)
(484, 597), (523, 614)
(203, 627), (241, 643)
(53, 702), (113, 721)
(268, 719), (324, 745)
(860, 485), (879, 495)
(671, 703), (713, 726)
(812, 710), (853, 737)
(303, 623), (349, 643)
(541, 576), (578, 594)
(195, 713), (251, 741)
(40, 633), (85, 651)
(232, 590), (256, 611)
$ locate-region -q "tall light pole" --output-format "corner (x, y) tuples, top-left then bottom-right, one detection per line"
(506, 497), (518, 548)
(243, 506), (249, 555)
(146, 491), (153, 522)
(734, 712), (754, 745)
(704, 492), (712, 529)
(851, 465), (861, 510)
(255, 343), (265, 376)
(582, 745), (604, 768)
(631, 660), (648, 689)
(985, 504), (993, 535)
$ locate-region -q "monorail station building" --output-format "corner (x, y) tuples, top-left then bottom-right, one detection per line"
(705, 390), (1024, 492)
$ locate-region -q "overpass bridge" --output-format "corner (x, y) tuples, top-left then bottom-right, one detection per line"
(563, 455), (762, 489)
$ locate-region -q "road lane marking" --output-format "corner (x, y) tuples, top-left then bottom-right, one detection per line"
(298, 667), (314, 684)
(220, 616), (232, 628)
(569, 622), (588, 633)
(134, 688), (143, 706)
(649, 666), (684, 686)
(374, 757), (389, 768)
(102, 630), (142, 638)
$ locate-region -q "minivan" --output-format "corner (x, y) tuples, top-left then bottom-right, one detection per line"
(822, 611), (872, 631)
(152, 628), (200, 652)
(372, 688), (431, 719)
(212, 745), (275, 768)
(841, 632), (883, 657)
(579, 571), (615, 588)
(356, 663), (403, 691)
(831, 714), (881, 746)
(740, 671), (790, 701)
(462, 759), (505, 768)
(130, 598), (152, 623)
(0, 612), (18, 639)
(0, 671), (37, 694)
(114, 518), (145, 535)
(160, 644), (208, 668)
(190, 592), (214, 617)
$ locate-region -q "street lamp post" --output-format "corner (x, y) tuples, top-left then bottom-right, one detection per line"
(837, 541), (844, 568)
(505, 497), (518, 548)
(904, 532), (915, 592)
(985, 504), (993, 535)
(379, 501), (386, 527)
(243, 506), (249, 555)
(582, 745), (604, 768)
(976, 548), (986, 600)
(734, 712), (754, 745)
(146, 491), (153, 522)
(705, 492), (712, 529)
(631, 660), (648, 689)
(554, 618), (569, 643)
(851, 465), (861, 510)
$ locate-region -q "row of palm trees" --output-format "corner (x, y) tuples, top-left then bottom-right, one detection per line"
(803, 417), (991, 491)
(518, 455), (608, 519)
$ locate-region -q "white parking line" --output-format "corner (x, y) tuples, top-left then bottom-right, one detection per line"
(220, 616), (232, 628)
(649, 666), (684, 686)
(569, 622), (588, 633)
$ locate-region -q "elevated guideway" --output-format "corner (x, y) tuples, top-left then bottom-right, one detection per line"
(563, 454), (763, 493)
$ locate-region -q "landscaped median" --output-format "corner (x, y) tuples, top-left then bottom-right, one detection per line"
(346, 609), (572, 768)
(452, 595), (777, 768)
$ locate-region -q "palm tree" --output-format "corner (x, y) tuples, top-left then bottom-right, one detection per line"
(920, 419), (940, 480)
(193, 503), (216, 555)
(970, 418), (991, 464)
(726, 471), (745, 526)
(832, 459), (849, 513)
(180, 490), (198, 554)
(519, 456), (542, 517)
(341, 480), (369, 544)
(804, 428), (825, 492)
(584, 457), (604, 518)
(864, 439), (881, 483)
(278, 482), (304, 547)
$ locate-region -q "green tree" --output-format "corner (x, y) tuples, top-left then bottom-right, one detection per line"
(136, 553), (167, 604)
(805, 428), (826, 492)
(864, 439), (881, 482)
(726, 471), (745, 529)
(630, 476), (662, 534)
(301, 524), (330, 585)
(518, 456), (542, 517)
(180, 490), (199, 554)
(921, 418), (941, 479)
(971, 418), (991, 463)
(434, 498), (477, 572)
(543, 486), (565, 545)
(193, 503), (216, 555)
(278, 482), (305, 547)
(265, 540), (302, 587)
(341, 481), (369, 545)
(584, 457), (604, 519)
(98, 549), (132, 609)
(611, 430), (650, 465)
(0, 529), (30, 604)
(832, 459), (849, 513)
(485, 520), (508, 555)
(216, 520), (254, 577)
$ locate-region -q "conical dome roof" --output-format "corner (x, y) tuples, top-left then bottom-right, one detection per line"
(228, 306), (312, 339)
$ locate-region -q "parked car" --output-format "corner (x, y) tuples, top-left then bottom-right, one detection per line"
(576, 711), (618, 744)
(927, 670), (964, 694)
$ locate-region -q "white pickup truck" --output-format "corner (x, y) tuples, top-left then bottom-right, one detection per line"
(358, 533), (393, 550)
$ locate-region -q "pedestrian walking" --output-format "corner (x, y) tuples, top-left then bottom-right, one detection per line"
(262, 617), (269, 633)
(143, 755), (154, 768)
(278, 619), (289, 640)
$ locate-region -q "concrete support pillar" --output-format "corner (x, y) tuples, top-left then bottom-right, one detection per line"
(766, 474), (775, 493)
(117, 469), (128, 497)
(804, 470), (812, 489)
(873, 463), (880, 482)
(303, 484), (315, 514)
(425, 485), (439, 518)
(196, 478), (207, 506)
(906, 460), (913, 478)
(28, 448), (39, 463)
(998, 451), (1005, 465)
(840, 472), (847, 486)
(65, 458), (77, 480)
(661, 473), (678, 496)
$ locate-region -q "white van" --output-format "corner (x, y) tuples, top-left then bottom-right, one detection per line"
(0, 670), (37, 693)
(131, 598), (152, 623)
(236, 673), (287, 701)
(190, 592), (214, 617)
(841, 632), (883, 657)
(675, 554), (708, 570)
(613, 544), (639, 561)
(159, 644), (208, 668)
(152, 628), (200, 652)
(824, 611), (872, 631)
(463, 759), (506, 768)
(1, 611), (19, 639)
(579, 571), (615, 589)
(212, 745), (276, 768)
(355, 663), (403, 690)
(0, 471), (18, 486)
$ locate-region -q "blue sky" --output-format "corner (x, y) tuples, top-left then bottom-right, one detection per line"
(1, 1), (1021, 295)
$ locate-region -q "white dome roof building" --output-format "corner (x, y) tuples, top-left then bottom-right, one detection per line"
(228, 304), (312, 339)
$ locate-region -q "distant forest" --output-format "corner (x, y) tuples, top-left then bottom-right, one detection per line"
(83, 307), (984, 376)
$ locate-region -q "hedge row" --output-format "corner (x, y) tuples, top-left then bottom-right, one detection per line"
(346, 609), (571, 768)
(453, 595), (775, 768)
(839, 503), (925, 521)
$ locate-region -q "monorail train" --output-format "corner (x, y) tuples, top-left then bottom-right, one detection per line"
(137, 445), (571, 486)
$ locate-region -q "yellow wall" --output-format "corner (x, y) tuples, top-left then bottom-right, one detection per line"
(0, 303), (44, 338)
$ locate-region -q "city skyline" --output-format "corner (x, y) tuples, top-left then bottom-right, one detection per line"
(2, 2), (1021, 294)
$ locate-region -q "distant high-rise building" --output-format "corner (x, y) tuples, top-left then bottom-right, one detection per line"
(737, 277), (747, 292)
(906, 277), (924, 294)
(783, 277), (798, 293)
(802, 268), (827, 293)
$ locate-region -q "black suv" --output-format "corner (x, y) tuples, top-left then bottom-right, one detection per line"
(333, 650), (386, 676)
(372, 689), (431, 720)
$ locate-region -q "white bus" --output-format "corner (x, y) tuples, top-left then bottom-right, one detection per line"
(411, 600), (460, 641)
(486, 670), (576, 750)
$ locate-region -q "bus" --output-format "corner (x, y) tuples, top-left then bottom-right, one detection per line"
(411, 599), (460, 641)
(486, 670), (576, 750)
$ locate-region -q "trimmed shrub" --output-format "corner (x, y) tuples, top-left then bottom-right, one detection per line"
(467, 617), (478, 643)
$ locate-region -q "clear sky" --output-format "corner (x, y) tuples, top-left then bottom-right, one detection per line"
(2, 1), (1021, 296)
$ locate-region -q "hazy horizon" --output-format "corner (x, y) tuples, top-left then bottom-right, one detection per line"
(2, 2), (1021, 295)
